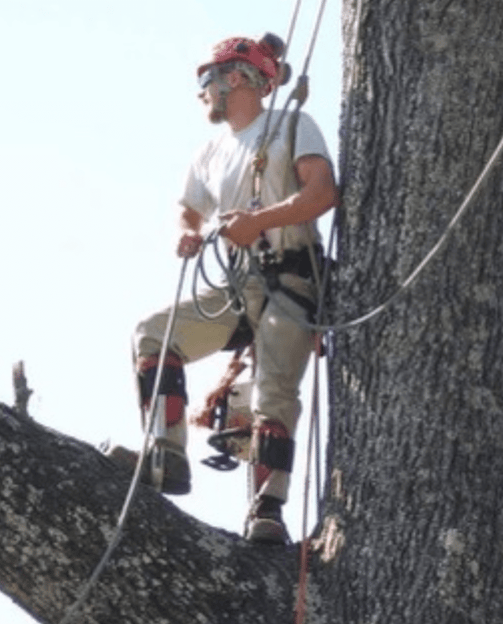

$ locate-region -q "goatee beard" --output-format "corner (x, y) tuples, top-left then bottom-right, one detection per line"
(209, 108), (226, 124)
(208, 93), (227, 124)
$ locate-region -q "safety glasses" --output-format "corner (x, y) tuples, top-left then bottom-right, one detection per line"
(198, 67), (218, 90)
(198, 63), (234, 90)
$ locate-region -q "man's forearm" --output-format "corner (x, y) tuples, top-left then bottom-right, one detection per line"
(252, 155), (340, 232)
(179, 205), (204, 234)
(252, 182), (337, 232)
(177, 205), (205, 257)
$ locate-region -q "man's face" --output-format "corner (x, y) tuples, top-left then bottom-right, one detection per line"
(198, 66), (229, 124)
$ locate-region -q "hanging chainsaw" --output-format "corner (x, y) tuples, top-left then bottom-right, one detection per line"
(192, 348), (255, 471)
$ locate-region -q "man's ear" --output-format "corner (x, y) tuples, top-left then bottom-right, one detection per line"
(258, 82), (271, 98)
(226, 69), (246, 89)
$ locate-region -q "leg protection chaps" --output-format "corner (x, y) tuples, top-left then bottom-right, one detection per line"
(136, 352), (187, 431)
(251, 420), (295, 499)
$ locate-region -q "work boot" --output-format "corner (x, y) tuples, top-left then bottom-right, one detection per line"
(150, 439), (191, 495)
(105, 441), (191, 495)
(244, 495), (290, 545)
(104, 443), (147, 479)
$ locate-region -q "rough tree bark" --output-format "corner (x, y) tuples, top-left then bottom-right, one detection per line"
(2, 1), (503, 623)
(0, 403), (304, 624)
(324, 0), (503, 622)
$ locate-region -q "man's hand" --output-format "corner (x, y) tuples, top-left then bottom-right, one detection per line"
(219, 211), (262, 247)
(177, 206), (204, 258)
(177, 232), (204, 258)
(218, 156), (339, 248)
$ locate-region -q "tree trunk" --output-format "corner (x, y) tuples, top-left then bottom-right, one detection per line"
(322, 0), (503, 622)
(2, 1), (503, 623)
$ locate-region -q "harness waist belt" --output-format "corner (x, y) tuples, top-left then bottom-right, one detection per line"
(265, 245), (323, 280)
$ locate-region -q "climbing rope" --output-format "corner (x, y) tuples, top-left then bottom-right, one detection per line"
(58, 259), (189, 624)
(252, 0), (328, 204)
(191, 231), (249, 320)
(258, 0), (303, 155)
(330, 126), (503, 331)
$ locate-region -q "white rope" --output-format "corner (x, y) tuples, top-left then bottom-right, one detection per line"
(260, 0), (303, 145)
(256, 0), (329, 182)
(58, 258), (189, 624)
(334, 128), (503, 331)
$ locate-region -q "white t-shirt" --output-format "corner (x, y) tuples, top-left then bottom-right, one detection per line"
(179, 110), (332, 255)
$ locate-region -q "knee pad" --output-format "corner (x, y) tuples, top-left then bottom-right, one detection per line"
(137, 353), (187, 426)
(254, 420), (295, 473)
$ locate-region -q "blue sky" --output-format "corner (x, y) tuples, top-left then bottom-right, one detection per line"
(0, 1), (342, 621)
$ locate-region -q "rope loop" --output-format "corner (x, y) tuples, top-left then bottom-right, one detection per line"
(192, 230), (250, 320)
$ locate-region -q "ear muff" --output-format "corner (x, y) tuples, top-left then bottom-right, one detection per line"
(259, 33), (291, 87)
(259, 32), (285, 59)
(278, 63), (292, 86)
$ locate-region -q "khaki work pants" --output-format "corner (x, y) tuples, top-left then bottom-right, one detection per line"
(133, 273), (315, 502)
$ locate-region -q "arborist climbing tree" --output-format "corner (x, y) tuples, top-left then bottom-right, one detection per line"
(107, 31), (340, 545)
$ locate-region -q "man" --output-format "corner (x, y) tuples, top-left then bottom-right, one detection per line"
(111, 33), (339, 544)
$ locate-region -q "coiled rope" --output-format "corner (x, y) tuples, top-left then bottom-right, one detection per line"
(191, 231), (249, 320)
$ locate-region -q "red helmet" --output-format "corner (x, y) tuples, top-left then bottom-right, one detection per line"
(197, 33), (290, 87)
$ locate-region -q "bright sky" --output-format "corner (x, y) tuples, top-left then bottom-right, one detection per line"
(0, 0), (342, 621)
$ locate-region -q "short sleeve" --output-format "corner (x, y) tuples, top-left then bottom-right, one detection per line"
(178, 156), (217, 221)
(293, 112), (332, 166)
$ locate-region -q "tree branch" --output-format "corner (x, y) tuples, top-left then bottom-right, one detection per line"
(12, 361), (33, 419)
(0, 403), (315, 624)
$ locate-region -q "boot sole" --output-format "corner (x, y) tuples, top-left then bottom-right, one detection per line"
(245, 518), (289, 545)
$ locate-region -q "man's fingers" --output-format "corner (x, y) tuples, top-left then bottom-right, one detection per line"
(219, 211), (238, 222)
(177, 234), (203, 257)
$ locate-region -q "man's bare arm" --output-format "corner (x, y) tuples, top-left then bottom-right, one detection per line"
(220, 155), (340, 247)
(177, 205), (204, 257)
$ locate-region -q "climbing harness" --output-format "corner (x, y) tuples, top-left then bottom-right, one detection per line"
(238, 110), (503, 339)
(58, 258), (189, 624)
